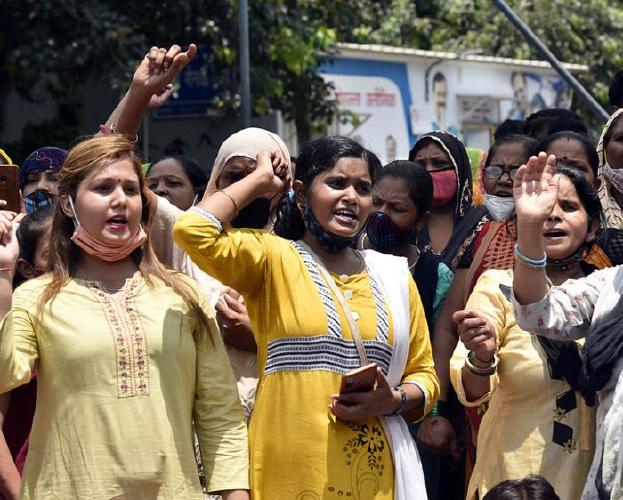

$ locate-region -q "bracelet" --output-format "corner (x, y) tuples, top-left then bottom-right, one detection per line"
(428, 399), (449, 418)
(388, 385), (407, 416)
(464, 350), (499, 377)
(216, 189), (239, 216)
(514, 244), (547, 269)
(107, 123), (139, 144)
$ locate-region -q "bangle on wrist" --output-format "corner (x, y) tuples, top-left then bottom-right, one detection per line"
(514, 244), (547, 269)
(216, 189), (239, 216)
(428, 399), (449, 418)
(465, 350), (498, 377)
(387, 385), (407, 416)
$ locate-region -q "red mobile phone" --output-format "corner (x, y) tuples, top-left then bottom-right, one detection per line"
(340, 363), (378, 394)
(0, 164), (20, 213)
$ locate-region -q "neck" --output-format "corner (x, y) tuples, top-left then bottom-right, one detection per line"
(301, 231), (363, 275)
(74, 253), (140, 290)
(427, 207), (455, 253)
(546, 262), (584, 285)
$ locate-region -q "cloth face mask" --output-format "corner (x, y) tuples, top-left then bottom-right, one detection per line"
(23, 190), (56, 215)
(602, 163), (623, 194)
(484, 194), (515, 221)
(302, 204), (359, 253)
(365, 211), (413, 252)
(429, 169), (458, 208)
(68, 197), (147, 262)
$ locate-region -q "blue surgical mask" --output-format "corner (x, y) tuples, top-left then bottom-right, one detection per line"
(23, 190), (56, 215)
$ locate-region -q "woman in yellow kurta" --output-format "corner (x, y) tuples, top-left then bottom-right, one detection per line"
(450, 164), (599, 499)
(174, 136), (439, 499)
(0, 132), (249, 499)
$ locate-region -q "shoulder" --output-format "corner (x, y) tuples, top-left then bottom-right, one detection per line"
(12, 275), (53, 303)
(361, 248), (408, 273)
(474, 268), (513, 291)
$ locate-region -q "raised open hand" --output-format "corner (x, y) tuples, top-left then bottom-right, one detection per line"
(132, 44), (197, 99)
(513, 152), (559, 225)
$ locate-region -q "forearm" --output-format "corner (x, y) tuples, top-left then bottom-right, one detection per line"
(514, 220), (548, 304)
(432, 276), (464, 400)
(112, 85), (151, 138)
(399, 382), (427, 422)
(100, 89), (130, 133)
(220, 490), (249, 500)
(196, 170), (271, 225)
(460, 366), (492, 403)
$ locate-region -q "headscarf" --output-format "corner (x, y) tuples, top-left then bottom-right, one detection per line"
(409, 130), (484, 269)
(0, 148), (12, 165)
(207, 127), (291, 194)
(596, 107), (623, 229)
(409, 130), (473, 223)
(19, 147), (68, 189)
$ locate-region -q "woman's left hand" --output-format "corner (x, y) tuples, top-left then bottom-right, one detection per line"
(329, 368), (399, 422)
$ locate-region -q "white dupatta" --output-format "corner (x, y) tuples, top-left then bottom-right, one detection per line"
(363, 250), (428, 500)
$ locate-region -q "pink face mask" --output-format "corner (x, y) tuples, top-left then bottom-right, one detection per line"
(430, 169), (458, 208)
(68, 197), (147, 262)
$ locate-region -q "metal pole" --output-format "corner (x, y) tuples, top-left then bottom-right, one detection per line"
(239, 0), (251, 127)
(492, 0), (609, 123)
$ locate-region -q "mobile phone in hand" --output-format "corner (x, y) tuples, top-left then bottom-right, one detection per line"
(340, 363), (377, 394)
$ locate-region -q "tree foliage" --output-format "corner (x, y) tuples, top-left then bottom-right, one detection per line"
(1, 0), (622, 152)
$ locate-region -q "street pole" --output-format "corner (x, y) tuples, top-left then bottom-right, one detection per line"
(239, 0), (251, 127)
(492, 0), (609, 123)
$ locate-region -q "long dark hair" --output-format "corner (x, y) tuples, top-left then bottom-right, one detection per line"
(554, 163), (602, 230)
(375, 161), (433, 224)
(274, 136), (375, 240)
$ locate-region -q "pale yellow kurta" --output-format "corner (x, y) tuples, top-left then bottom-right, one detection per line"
(450, 269), (594, 500)
(0, 274), (248, 499)
(173, 210), (439, 500)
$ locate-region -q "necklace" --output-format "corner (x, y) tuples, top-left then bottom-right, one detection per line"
(546, 247), (586, 272)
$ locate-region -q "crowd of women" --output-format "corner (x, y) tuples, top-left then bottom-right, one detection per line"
(0, 42), (622, 500)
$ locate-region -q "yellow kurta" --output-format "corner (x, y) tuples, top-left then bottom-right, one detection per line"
(450, 269), (594, 500)
(173, 210), (439, 499)
(0, 274), (248, 499)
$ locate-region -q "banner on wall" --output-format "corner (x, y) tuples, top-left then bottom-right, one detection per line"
(322, 74), (410, 164)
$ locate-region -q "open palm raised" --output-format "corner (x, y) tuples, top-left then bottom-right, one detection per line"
(513, 152), (559, 224)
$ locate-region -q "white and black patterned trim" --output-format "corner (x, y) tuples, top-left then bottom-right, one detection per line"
(189, 206), (223, 232)
(264, 335), (393, 375)
(368, 272), (390, 343)
(291, 241), (342, 338)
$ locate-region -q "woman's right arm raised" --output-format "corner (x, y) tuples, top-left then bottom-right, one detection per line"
(173, 150), (289, 295)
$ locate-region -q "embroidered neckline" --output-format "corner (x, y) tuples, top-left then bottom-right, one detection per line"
(86, 276), (150, 398)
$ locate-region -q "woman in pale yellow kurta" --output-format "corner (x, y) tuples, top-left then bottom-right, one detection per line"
(0, 131), (249, 499)
(174, 135), (440, 499)
(450, 270), (594, 500)
(450, 164), (602, 499)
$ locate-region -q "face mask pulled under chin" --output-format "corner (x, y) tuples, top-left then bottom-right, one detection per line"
(67, 197), (147, 262)
(484, 194), (516, 221)
(232, 197), (271, 229)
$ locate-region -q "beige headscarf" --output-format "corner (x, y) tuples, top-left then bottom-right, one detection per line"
(596, 108), (623, 229)
(206, 127), (292, 194)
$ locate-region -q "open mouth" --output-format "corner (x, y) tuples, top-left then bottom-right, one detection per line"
(544, 229), (567, 238)
(106, 215), (128, 230)
(333, 208), (358, 226)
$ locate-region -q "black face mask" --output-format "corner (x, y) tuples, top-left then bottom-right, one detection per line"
(232, 197), (271, 229)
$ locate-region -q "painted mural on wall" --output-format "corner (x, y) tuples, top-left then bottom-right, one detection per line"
(503, 72), (571, 120)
